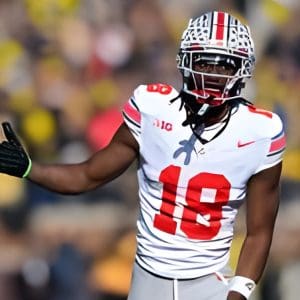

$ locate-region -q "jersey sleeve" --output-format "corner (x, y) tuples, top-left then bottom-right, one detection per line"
(122, 83), (178, 145)
(254, 113), (286, 173)
(122, 86), (143, 144)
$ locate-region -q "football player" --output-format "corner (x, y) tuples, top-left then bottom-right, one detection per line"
(0, 11), (285, 300)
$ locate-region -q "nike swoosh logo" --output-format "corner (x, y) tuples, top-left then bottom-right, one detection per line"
(246, 282), (255, 291)
(237, 140), (255, 147)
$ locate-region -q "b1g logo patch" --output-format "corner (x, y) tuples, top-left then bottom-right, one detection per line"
(153, 119), (173, 131)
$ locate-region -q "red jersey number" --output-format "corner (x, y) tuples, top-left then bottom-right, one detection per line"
(147, 83), (172, 95)
(153, 165), (231, 240)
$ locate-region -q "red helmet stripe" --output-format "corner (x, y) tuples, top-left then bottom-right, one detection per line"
(216, 12), (225, 40)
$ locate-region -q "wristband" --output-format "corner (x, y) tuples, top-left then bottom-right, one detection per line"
(228, 276), (256, 299)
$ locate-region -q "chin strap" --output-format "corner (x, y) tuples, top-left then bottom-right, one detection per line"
(197, 103), (210, 116)
(169, 89), (238, 142)
(170, 90), (211, 126)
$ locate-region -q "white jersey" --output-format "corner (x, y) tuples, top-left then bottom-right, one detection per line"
(122, 83), (286, 279)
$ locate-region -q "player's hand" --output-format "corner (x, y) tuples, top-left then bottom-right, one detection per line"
(0, 122), (32, 178)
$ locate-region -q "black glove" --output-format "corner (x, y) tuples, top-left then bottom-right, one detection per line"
(0, 122), (32, 178)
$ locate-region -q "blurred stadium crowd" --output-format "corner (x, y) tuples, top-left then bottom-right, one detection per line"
(0, 0), (299, 299)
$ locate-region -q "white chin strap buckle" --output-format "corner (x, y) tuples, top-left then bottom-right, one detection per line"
(197, 103), (210, 116)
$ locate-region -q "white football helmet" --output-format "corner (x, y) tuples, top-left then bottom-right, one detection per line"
(177, 11), (255, 109)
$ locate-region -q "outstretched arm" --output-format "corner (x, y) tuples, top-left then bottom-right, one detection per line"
(227, 162), (282, 300)
(0, 122), (138, 194)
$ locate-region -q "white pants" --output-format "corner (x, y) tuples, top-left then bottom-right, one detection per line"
(127, 262), (229, 300)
